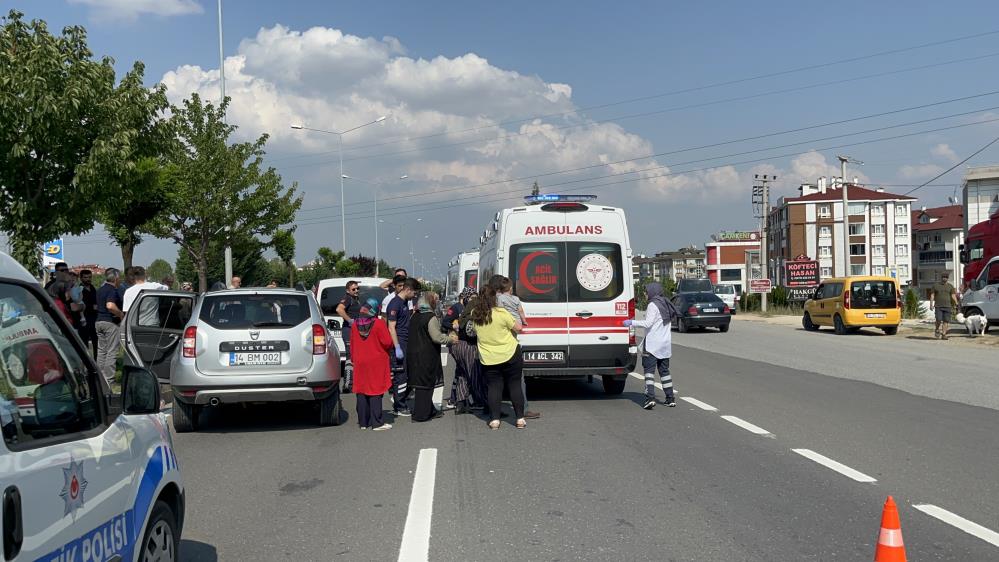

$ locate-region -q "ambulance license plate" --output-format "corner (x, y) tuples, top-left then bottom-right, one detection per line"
(865, 313), (886, 319)
(524, 351), (564, 363)
(229, 352), (281, 366)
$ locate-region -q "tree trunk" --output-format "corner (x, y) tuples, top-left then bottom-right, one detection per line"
(287, 261), (295, 287)
(120, 239), (136, 271)
(197, 254), (209, 293)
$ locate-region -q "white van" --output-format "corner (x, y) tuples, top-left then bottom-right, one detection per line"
(315, 277), (389, 389)
(445, 252), (480, 305)
(960, 255), (999, 329)
(478, 195), (637, 394)
(0, 252), (184, 561)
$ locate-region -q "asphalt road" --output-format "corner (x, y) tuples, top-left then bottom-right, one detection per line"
(169, 323), (999, 561)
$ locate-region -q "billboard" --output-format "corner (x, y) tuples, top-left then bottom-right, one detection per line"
(749, 279), (772, 293)
(41, 239), (64, 269)
(785, 259), (819, 287)
(712, 231), (760, 242)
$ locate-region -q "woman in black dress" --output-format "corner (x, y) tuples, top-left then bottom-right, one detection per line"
(407, 291), (456, 421)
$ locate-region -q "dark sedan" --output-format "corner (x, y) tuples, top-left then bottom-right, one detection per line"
(670, 292), (732, 333)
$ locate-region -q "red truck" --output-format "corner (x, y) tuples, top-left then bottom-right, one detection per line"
(961, 210), (999, 288)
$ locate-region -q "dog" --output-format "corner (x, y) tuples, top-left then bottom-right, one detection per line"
(955, 312), (988, 336)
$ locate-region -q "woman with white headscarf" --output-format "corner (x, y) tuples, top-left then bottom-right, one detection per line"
(624, 282), (680, 410)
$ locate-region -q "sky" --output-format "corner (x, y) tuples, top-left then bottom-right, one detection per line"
(9, 0), (999, 279)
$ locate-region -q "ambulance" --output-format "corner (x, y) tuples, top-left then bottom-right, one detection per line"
(445, 251), (480, 305)
(477, 195), (637, 394)
(0, 251), (184, 562)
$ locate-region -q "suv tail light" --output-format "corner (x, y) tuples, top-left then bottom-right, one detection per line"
(688, 306), (699, 316)
(312, 324), (327, 355)
(183, 326), (197, 358)
(843, 290), (851, 310)
(628, 298), (636, 346)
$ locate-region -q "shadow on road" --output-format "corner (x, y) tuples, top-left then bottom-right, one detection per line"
(180, 540), (218, 561)
(191, 401), (349, 434)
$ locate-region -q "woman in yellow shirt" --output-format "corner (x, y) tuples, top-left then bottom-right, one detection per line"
(470, 276), (526, 429)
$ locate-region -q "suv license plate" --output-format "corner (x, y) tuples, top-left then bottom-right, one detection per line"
(865, 313), (887, 319)
(229, 352), (281, 366)
(524, 351), (564, 363)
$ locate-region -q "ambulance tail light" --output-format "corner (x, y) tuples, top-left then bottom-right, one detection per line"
(628, 298), (636, 345)
(843, 290), (851, 310)
(183, 326), (197, 358)
(312, 324), (327, 355)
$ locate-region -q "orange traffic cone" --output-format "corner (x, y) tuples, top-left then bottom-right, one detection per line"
(874, 496), (907, 562)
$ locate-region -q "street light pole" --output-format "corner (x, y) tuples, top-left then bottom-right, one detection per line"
(343, 174), (407, 277)
(217, 0), (233, 287)
(837, 155), (864, 277)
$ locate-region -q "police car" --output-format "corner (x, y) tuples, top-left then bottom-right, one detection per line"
(477, 195), (637, 394)
(0, 252), (184, 561)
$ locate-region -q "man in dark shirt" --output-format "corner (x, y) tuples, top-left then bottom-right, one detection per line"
(929, 272), (959, 340)
(78, 269), (98, 356)
(335, 281), (362, 392)
(95, 268), (124, 388)
(387, 277), (419, 416)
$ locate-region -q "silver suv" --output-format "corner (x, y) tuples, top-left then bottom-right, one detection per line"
(124, 288), (342, 432)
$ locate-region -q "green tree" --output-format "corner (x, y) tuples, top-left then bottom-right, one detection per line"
(146, 258), (173, 284)
(335, 258), (360, 278)
(175, 230), (269, 288)
(272, 228), (296, 286)
(297, 246), (345, 289)
(150, 94), (302, 292)
(0, 11), (149, 269)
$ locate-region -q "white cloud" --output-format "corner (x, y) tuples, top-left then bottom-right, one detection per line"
(898, 163), (944, 180)
(930, 143), (958, 163)
(69, 0), (203, 21)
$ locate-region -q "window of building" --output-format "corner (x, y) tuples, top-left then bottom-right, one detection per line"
(848, 202), (867, 215)
(819, 245), (832, 258)
(898, 264), (909, 277)
(919, 214), (931, 223)
(720, 269), (741, 282)
(850, 264), (867, 275)
(871, 204), (885, 216)
(895, 224), (909, 236)
(895, 204), (908, 216)
(872, 245), (885, 257)
(918, 234), (928, 244)
(895, 244), (908, 256)
(850, 244), (866, 256)
(820, 267), (832, 277)
(848, 223), (866, 236)
(873, 265), (886, 276)
(872, 224), (885, 235)
(933, 233), (942, 243)
(818, 204), (831, 218)
(819, 226), (831, 238)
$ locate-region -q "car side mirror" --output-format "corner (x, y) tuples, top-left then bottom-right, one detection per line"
(121, 366), (161, 415)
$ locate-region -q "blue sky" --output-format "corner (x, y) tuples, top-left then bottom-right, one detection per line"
(12, 0), (999, 277)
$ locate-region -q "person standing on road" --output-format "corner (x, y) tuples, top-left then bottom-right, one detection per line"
(471, 280), (526, 429)
(387, 277), (419, 416)
(494, 275), (541, 420)
(336, 280), (362, 392)
(408, 291), (457, 422)
(350, 298), (395, 430)
(95, 268), (124, 390)
(624, 282), (680, 410)
(122, 267), (167, 326)
(78, 269), (98, 356)
(930, 273), (960, 340)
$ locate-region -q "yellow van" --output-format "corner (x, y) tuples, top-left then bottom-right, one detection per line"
(802, 276), (902, 335)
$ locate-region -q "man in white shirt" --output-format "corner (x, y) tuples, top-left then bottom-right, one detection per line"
(624, 282), (679, 410)
(122, 266), (167, 326)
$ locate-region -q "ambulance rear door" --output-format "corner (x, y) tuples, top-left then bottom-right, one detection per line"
(507, 211), (570, 367)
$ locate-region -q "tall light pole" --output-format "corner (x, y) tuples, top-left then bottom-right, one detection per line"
(341, 174), (407, 276)
(837, 155), (864, 277)
(380, 217), (422, 273)
(291, 116), (387, 255)
(217, 0), (233, 287)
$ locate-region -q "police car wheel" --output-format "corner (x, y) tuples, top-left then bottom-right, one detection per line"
(140, 501), (179, 562)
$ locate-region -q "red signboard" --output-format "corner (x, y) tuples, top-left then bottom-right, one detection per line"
(749, 279), (772, 294)
(785, 259), (820, 287)
(517, 251), (560, 294)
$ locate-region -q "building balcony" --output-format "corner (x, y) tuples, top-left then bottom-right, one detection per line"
(918, 250), (953, 264)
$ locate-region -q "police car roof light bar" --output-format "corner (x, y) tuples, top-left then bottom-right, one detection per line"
(524, 194), (598, 205)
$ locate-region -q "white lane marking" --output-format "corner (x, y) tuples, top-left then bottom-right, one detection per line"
(680, 396), (718, 411)
(721, 415), (772, 436)
(912, 504), (999, 548)
(791, 448), (877, 483)
(398, 448), (438, 562)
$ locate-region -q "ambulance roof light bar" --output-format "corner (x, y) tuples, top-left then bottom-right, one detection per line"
(524, 194), (597, 205)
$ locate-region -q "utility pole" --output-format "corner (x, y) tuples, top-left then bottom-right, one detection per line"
(837, 155), (863, 277)
(218, 0), (233, 287)
(753, 174), (775, 312)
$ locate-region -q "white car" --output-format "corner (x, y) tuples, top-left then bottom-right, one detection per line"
(713, 284), (738, 314)
(315, 277), (389, 390)
(0, 251), (184, 561)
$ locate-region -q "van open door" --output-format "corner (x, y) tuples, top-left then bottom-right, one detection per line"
(510, 240), (570, 369)
(124, 291), (196, 382)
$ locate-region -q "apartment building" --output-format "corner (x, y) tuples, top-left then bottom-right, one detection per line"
(634, 246), (706, 282)
(705, 231), (761, 294)
(768, 179), (915, 286)
(911, 205), (964, 296)
(963, 165), (999, 232)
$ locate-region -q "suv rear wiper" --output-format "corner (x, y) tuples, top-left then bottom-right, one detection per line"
(251, 321), (295, 328)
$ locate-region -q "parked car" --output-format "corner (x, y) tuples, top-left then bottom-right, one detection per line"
(676, 278), (714, 294)
(315, 277), (388, 390)
(714, 284), (738, 314)
(802, 276), (901, 335)
(0, 251), (185, 561)
(126, 288), (342, 432)
(670, 292), (732, 332)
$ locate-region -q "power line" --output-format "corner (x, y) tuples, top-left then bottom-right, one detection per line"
(293, 100), (999, 217)
(269, 28), (999, 164)
(904, 135), (999, 195)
